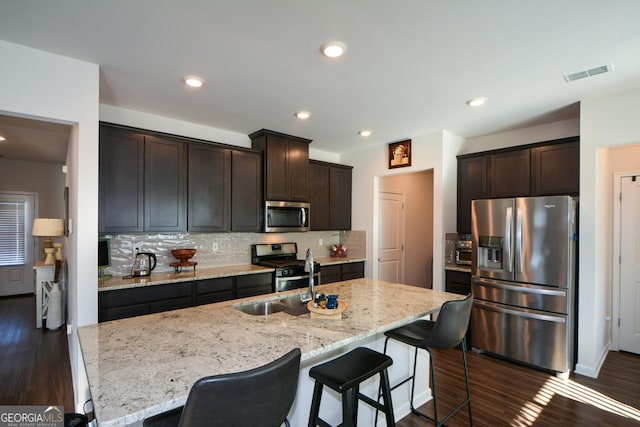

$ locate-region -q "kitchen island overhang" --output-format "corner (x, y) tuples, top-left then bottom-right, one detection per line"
(79, 279), (463, 426)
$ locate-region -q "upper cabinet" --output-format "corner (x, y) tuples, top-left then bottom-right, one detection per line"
(309, 160), (353, 231)
(488, 149), (530, 198)
(231, 149), (263, 232)
(99, 123), (264, 234)
(249, 129), (311, 202)
(531, 139), (580, 196)
(144, 135), (187, 232)
(187, 143), (231, 232)
(99, 126), (145, 233)
(456, 155), (487, 234)
(456, 137), (579, 234)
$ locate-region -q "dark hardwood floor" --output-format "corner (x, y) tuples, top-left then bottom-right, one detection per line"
(397, 347), (640, 427)
(2, 294), (639, 426)
(0, 294), (74, 410)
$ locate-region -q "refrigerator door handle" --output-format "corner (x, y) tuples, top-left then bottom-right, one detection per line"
(516, 206), (524, 273)
(505, 207), (513, 272)
(473, 277), (567, 297)
(474, 300), (566, 323)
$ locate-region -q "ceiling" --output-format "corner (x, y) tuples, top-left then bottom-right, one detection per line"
(1, 1), (640, 162)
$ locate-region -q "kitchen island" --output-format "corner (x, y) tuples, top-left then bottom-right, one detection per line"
(79, 279), (462, 426)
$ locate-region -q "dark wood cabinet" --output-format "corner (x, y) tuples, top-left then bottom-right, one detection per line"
(144, 136), (187, 232)
(456, 155), (488, 234)
(98, 281), (192, 322)
(531, 138), (579, 196)
(320, 262), (365, 284)
(488, 149), (530, 198)
(309, 161), (330, 230)
(99, 126), (145, 233)
(231, 150), (263, 232)
(99, 272), (273, 322)
(235, 273), (273, 298)
(309, 160), (353, 231)
(195, 277), (233, 305)
(250, 129), (311, 202)
(445, 269), (472, 347)
(100, 123), (263, 234)
(456, 137), (579, 234)
(188, 144), (231, 232)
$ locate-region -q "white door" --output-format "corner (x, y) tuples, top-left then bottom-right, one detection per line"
(0, 193), (36, 296)
(620, 176), (640, 354)
(378, 192), (405, 283)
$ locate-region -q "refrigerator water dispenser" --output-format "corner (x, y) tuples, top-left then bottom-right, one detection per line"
(477, 236), (503, 269)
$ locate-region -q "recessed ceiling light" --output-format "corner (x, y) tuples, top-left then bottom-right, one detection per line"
(359, 130), (372, 137)
(0, 136), (6, 142)
(295, 111), (311, 120)
(183, 75), (204, 88)
(320, 41), (347, 58)
(466, 97), (487, 107)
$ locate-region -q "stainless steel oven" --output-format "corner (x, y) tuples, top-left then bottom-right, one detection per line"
(251, 243), (320, 292)
(455, 240), (472, 266)
(275, 271), (321, 293)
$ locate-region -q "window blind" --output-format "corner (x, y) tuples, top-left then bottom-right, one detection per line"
(0, 201), (26, 266)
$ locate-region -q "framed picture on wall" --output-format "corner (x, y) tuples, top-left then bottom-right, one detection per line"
(388, 139), (411, 169)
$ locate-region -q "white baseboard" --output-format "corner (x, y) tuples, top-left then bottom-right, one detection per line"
(574, 343), (609, 379)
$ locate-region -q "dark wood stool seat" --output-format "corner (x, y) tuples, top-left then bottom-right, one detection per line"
(308, 347), (395, 427)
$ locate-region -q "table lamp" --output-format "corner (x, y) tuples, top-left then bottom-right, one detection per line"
(32, 218), (64, 264)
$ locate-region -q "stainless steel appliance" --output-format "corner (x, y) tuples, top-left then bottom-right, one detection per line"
(128, 251), (157, 278)
(264, 201), (310, 232)
(471, 196), (577, 374)
(251, 243), (320, 292)
(455, 239), (472, 266)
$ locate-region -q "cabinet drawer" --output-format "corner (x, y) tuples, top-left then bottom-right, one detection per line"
(149, 296), (192, 314)
(99, 304), (149, 322)
(320, 265), (341, 284)
(99, 282), (192, 308)
(196, 277), (233, 294)
(236, 273), (272, 289)
(196, 292), (234, 306)
(342, 262), (364, 280)
(236, 285), (272, 298)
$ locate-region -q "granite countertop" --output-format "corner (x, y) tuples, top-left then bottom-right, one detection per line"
(98, 264), (274, 292)
(79, 279), (461, 427)
(99, 258), (367, 292)
(445, 264), (472, 273)
(314, 256), (366, 265)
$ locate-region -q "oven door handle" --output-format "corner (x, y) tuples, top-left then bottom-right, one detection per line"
(276, 273), (320, 282)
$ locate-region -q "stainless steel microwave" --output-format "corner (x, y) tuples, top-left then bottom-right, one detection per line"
(264, 201), (310, 232)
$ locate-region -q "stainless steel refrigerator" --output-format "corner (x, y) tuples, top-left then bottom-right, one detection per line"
(471, 195), (577, 374)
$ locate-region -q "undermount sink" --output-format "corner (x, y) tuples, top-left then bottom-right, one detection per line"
(235, 294), (309, 316)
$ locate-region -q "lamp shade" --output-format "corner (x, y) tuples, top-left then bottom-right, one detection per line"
(32, 218), (65, 237)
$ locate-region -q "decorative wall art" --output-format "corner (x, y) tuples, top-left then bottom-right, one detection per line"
(388, 139), (411, 169)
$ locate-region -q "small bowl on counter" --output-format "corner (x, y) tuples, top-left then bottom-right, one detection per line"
(171, 248), (197, 262)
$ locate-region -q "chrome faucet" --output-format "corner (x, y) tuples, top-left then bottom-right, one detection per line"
(303, 248), (315, 301)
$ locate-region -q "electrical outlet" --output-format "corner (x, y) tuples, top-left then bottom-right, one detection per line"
(212, 242), (219, 252)
(319, 238), (323, 246)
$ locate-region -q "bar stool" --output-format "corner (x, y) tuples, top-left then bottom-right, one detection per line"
(143, 347), (301, 427)
(381, 294), (473, 426)
(308, 347), (395, 427)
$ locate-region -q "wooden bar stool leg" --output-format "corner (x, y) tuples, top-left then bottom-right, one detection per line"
(308, 381), (324, 427)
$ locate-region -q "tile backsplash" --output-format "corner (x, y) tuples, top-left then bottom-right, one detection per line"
(103, 230), (366, 277)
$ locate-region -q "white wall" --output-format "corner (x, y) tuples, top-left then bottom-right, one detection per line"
(342, 130), (462, 291)
(0, 40), (99, 410)
(0, 159), (65, 217)
(577, 89), (640, 377)
(100, 104), (342, 164)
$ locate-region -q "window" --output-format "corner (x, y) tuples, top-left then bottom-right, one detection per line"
(0, 200), (26, 266)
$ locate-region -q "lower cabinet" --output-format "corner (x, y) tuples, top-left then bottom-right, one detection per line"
(320, 262), (365, 285)
(99, 272), (273, 322)
(445, 269), (472, 348)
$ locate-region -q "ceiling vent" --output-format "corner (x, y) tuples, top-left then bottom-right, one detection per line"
(564, 63), (614, 82)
